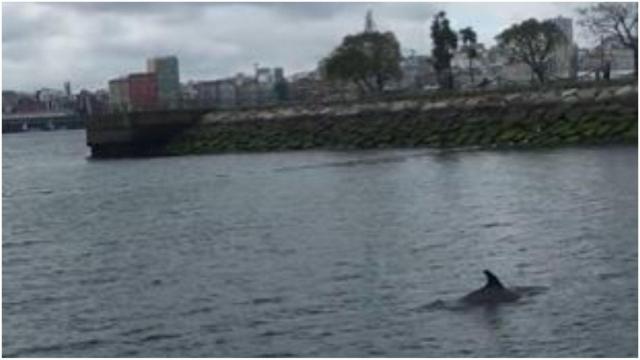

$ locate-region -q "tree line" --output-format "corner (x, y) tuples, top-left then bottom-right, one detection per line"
(322, 3), (637, 93)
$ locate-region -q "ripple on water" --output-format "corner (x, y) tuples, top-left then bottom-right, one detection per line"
(3, 239), (52, 250)
(181, 306), (214, 316)
(331, 273), (363, 282)
(251, 296), (284, 305)
(138, 333), (182, 344)
(7, 338), (107, 357)
(258, 352), (297, 357)
(481, 221), (512, 228)
(259, 329), (289, 338)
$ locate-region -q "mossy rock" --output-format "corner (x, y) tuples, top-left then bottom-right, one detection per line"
(622, 130), (637, 141)
(424, 135), (440, 145)
(565, 135), (581, 144)
(466, 131), (484, 145)
(479, 135), (495, 145)
(549, 121), (572, 136)
(610, 121), (632, 135)
(497, 128), (523, 142)
(576, 121), (598, 136)
(595, 123), (613, 137)
(451, 131), (469, 146)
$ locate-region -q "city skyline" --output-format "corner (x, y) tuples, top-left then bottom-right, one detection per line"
(4, 2), (595, 92)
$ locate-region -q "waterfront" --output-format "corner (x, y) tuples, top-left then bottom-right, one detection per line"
(3, 130), (637, 357)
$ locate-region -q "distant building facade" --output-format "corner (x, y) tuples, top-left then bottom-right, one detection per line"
(193, 79), (238, 108)
(397, 54), (437, 90)
(578, 35), (636, 79)
(128, 73), (158, 110)
(108, 72), (158, 111)
(2, 89), (74, 114)
(76, 89), (109, 116)
(290, 70), (358, 103)
(36, 88), (69, 111)
(108, 78), (131, 111)
(547, 16), (577, 80)
(107, 56), (178, 111)
(64, 81), (72, 97)
(451, 44), (490, 88)
(147, 56), (180, 108)
(189, 66), (288, 108)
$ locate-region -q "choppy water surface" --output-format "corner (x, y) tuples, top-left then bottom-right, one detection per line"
(3, 130), (637, 357)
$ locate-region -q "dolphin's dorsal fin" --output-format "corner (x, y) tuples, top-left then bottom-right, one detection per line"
(483, 270), (505, 289)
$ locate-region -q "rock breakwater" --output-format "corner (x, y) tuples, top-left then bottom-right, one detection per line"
(164, 83), (637, 155)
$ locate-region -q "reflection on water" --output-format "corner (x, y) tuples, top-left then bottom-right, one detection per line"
(3, 130), (638, 357)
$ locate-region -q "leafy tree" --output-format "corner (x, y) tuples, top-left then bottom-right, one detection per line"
(459, 26), (478, 85)
(323, 31), (402, 93)
(496, 18), (567, 83)
(578, 3), (638, 75)
(430, 11), (458, 89)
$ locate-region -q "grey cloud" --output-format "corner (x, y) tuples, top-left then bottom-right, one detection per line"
(39, 2), (208, 15)
(2, 3), (65, 43)
(3, 2), (588, 92)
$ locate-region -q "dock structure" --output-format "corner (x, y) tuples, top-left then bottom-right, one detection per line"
(85, 109), (207, 158)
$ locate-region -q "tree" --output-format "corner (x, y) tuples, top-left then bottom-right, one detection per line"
(323, 31), (402, 94)
(578, 3), (638, 75)
(459, 27), (478, 85)
(430, 11), (458, 89)
(496, 18), (567, 83)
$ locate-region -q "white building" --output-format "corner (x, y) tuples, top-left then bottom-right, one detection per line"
(547, 16), (577, 79)
(451, 43), (491, 87)
(396, 54), (436, 90)
(578, 36), (636, 79)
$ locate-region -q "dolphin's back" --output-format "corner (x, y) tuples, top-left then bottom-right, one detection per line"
(461, 286), (520, 304)
(460, 270), (521, 305)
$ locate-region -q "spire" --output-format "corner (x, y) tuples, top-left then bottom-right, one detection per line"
(365, 10), (376, 33)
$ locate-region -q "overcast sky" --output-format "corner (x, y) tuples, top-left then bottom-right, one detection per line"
(3, 2), (594, 92)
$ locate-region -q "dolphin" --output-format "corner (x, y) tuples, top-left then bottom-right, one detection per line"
(460, 270), (521, 305)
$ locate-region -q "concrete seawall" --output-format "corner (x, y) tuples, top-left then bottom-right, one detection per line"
(86, 83), (638, 158)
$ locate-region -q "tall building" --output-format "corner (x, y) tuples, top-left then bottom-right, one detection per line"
(549, 16), (573, 43)
(64, 81), (72, 97)
(274, 68), (285, 83)
(147, 56), (180, 108)
(255, 67), (274, 84)
(547, 16), (576, 79)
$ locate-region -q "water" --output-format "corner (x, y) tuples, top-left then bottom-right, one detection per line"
(3, 130), (637, 357)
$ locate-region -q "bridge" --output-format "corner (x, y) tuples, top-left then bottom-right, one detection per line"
(2, 112), (85, 133)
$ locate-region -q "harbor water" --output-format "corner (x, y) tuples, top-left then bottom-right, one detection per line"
(3, 130), (637, 357)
